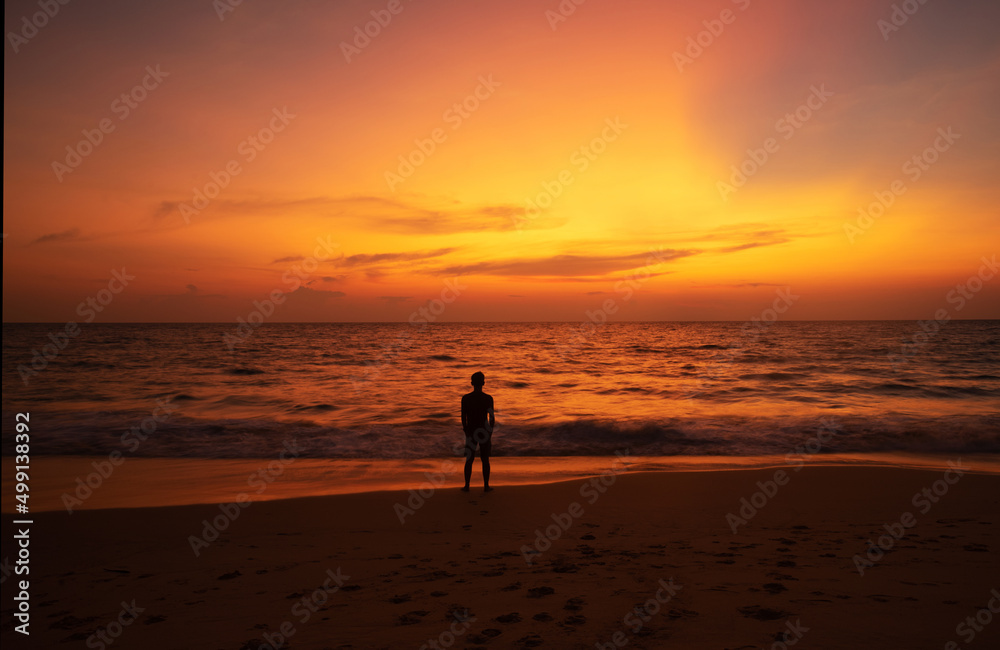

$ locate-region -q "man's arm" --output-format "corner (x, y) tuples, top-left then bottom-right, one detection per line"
(488, 395), (495, 431)
(461, 394), (468, 431)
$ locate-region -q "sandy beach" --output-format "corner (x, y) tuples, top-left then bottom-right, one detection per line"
(3, 463), (998, 649)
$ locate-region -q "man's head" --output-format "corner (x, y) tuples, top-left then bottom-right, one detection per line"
(471, 371), (485, 387)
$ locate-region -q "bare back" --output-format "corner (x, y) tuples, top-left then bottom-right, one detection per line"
(461, 390), (494, 436)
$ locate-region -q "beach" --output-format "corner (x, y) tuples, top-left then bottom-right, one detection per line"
(5, 0), (1000, 646)
(3, 463), (998, 649)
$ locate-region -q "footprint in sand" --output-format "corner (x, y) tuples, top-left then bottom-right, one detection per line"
(768, 572), (797, 581)
(496, 612), (522, 623)
(468, 629), (503, 644)
(738, 605), (791, 621)
(762, 583), (788, 594)
(516, 634), (544, 648)
(533, 612), (554, 622)
(527, 586), (556, 598)
(561, 615), (587, 627)
(396, 611), (430, 625)
(218, 570), (242, 580)
(143, 615), (167, 625)
(564, 597), (585, 611)
(500, 582), (522, 592)
(430, 591), (449, 597)
(388, 594), (411, 604)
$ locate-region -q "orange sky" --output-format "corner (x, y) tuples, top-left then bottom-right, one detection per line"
(4, 0), (999, 322)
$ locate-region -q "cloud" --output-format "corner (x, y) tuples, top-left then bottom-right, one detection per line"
(321, 275), (347, 283)
(436, 249), (698, 278)
(659, 223), (799, 253)
(148, 194), (564, 233)
(329, 196), (560, 234)
(272, 255), (305, 264)
(694, 282), (785, 289)
(30, 228), (81, 245)
(144, 284), (226, 303)
(334, 247), (457, 269)
(718, 240), (789, 253)
(378, 296), (412, 304)
(153, 201), (179, 220)
(286, 286), (346, 302)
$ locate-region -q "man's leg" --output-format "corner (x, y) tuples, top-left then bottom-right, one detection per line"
(481, 439), (491, 490)
(463, 435), (475, 490)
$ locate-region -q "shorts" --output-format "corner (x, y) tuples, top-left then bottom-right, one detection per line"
(464, 430), (492, 458)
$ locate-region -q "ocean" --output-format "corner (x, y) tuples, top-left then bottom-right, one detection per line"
(3, 321), (999, 460)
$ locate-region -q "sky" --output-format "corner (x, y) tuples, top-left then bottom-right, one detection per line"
(4, 0), (999, 322)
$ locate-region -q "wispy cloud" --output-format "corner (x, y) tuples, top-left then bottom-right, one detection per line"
(718, 240), (789, 254)
(149, 194), (561, 233)
(334, 247), (458, 269)
(30, 228), (81, 245)
(694, 282), (785, 289)
(286, 286), (346, 301)
(436, 250), (698, 278)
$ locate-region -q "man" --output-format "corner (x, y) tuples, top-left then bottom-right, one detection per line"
(461, 371), (495, 492)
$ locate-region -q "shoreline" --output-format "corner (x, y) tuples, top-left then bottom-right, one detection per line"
(4, 452), (999, 513)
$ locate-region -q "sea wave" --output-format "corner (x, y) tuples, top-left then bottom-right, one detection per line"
(5, 410), (998, 460)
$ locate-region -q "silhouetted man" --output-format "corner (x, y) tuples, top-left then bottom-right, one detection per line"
(461, 371), (494, 492)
